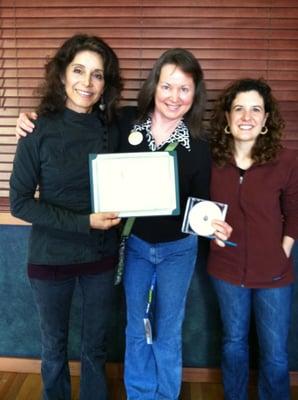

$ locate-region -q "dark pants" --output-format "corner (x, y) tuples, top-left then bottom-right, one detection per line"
(30, 269), (115, 400)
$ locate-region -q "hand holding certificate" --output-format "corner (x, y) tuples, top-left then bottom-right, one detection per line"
(89, 151), (180, 217)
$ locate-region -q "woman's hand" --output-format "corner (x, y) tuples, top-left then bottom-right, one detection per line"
(211, 219), (233, 247)
(16, 112), (38, 139)
(90, 212), (121, 230)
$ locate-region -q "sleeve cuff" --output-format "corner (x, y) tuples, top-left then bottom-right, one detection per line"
(77, 214), (91, 234)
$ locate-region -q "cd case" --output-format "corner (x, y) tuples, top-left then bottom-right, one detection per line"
(182, 197), (228, 237)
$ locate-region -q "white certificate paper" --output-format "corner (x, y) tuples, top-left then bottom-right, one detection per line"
(89, 152), (180, 217)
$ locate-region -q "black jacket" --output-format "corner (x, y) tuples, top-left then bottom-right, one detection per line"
(10, 108), (120, 265)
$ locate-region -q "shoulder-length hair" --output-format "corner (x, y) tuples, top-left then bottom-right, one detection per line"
(137, 48), (207, 139)
(210, 78), (284, 166)
(36, 33), (123, 123)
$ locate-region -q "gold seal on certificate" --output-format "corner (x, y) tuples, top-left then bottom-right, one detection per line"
(128, 130), (143, 146)
(182, 197), (228, 237)
(188, 201), (223, 236)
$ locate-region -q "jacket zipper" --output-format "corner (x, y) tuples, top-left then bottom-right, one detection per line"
(238, 171), (247, 287)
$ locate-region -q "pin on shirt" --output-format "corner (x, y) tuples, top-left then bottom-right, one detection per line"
(128, 130), (143, 146)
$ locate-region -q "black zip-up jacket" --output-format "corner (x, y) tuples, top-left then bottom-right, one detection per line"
(10, 108), (119, 265)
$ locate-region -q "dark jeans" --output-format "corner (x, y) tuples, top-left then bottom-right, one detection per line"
(123, 234), (198, 400)
(211, 276), (293, 400)
(30, 269), (115, 400)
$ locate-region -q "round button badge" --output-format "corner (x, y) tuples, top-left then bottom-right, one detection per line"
(128, 130), (143, 146)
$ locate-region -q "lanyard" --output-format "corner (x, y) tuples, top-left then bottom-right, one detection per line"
(143, 271), (157, 344)
(145, 271), (157, 317)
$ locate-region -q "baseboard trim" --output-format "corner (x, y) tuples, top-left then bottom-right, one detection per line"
(0, 357), (297, 385)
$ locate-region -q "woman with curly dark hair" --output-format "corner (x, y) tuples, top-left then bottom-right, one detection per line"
(10, 34), (122, 400)
(210, 78), (284, 167)
(208, 78), (298, 400)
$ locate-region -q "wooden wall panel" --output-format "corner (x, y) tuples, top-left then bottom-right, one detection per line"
(1, 0), (298, 207)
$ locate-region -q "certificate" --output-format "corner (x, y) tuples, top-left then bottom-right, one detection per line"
(89, 151), (180, 217)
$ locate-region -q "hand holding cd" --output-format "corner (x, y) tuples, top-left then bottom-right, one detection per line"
(188, 200), (223, 236)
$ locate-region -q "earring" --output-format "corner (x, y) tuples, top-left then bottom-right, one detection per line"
(224, 125), (231, 134)
(260, 126), (268, 135)
(99, 96), (105, 111)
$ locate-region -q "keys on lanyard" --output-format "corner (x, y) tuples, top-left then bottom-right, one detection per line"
(143, 272), (157, 344)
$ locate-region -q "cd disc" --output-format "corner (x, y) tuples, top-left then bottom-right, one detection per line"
(188, 201), (223, 236)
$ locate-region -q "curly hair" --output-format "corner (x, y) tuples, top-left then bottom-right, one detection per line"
(137, 48), (207, 139)
(36, 34), (123, 123)
(210, 78), (285, 166)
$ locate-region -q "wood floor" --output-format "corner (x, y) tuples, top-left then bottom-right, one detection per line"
(1, 371), (298, 399)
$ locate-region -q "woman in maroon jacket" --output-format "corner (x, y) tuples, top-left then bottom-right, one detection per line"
(208, 78), (298, 400)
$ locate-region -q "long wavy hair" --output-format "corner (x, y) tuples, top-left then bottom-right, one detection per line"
(210, 78), (284, 166)
(137, 48), (207, 139)
(36, 34), (123, 123)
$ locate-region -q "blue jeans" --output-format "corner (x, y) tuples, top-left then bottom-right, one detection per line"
(123, 234), (198, 400)
(30, 269), (115, 400)
(211, 277), (293, 400)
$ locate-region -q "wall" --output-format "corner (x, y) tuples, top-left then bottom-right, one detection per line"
(1, 225), (298, 371)
(1, 0), (298, 374)
(1, 0), (298, 204)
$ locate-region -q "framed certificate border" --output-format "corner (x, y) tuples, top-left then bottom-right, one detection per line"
(89, 151), (180, 217)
